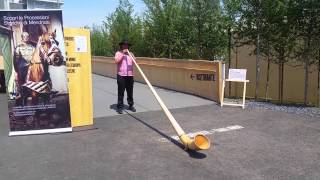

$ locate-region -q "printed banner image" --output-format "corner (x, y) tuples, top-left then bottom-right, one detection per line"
(0, 54), (6, 92)
(0, 10), (72, 136)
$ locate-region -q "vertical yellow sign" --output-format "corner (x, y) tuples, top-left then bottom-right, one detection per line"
(64, 28), (93, 127)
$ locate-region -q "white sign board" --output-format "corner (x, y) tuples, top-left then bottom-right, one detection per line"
(228, 69), (247, 81)
(74, 36), (87, 53)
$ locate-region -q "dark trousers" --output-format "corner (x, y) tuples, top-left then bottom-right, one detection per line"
(0, 72), (5, 92)
(117, 75), (134, 108)
(17, 65), (29, 96)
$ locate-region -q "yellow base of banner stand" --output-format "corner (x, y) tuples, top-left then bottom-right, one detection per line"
(64, 28), (93, 127)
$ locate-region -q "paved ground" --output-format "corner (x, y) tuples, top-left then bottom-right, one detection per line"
(0, 74), (319, 180)
(92, 74), (215, 117)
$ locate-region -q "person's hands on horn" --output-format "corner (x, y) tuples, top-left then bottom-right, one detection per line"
(122, 48), (129, 55)
(127, 49), (136, 61)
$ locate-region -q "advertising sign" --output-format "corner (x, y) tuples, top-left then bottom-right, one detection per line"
(0, 10), (72, 136)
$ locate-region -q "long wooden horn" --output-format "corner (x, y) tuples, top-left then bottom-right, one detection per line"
(128, 51), (210, 151)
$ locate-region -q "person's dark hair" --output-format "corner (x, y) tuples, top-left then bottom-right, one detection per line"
(119, 39), (132, 48)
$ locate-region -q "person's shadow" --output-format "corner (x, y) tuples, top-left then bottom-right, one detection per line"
(109, 104), (129, 111)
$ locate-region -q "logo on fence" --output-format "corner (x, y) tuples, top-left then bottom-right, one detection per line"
(190, 73), (215, 81)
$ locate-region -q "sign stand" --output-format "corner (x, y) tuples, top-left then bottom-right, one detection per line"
(220, 67), (249, 109)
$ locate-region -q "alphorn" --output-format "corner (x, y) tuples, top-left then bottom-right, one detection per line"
(128, 51), (210, 151)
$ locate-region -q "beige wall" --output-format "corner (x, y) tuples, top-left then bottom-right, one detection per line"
(227, 45), (319, 106)
(92, 56), (222, 102)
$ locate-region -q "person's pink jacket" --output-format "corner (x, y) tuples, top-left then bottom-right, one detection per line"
(115, 51), (134, 76)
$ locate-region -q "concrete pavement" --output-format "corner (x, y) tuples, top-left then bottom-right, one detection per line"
(0, 74), (319, 180)
(92, 74), (215, 118)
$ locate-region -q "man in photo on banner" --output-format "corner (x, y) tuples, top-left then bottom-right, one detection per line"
(114, 39), (136, 114)
(13, 32), (35, 102)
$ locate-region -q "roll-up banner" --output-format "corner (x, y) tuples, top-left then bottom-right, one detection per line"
(0, 10), (72, 136)
(64, 28), (93, 127)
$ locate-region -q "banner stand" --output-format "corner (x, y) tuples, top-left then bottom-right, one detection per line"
(0, 10), (72, 136)
(64, 28), (93, 128)
(9, 127), (72, 136)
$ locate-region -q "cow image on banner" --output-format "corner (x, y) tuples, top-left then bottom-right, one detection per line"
(0, 10), (72, 136)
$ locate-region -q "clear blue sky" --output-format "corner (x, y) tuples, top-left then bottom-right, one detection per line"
(62, 0), (146, 28)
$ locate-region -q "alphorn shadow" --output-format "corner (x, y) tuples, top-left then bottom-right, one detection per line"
(125, 111), (207, 159)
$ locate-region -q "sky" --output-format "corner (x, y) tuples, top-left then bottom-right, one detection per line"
(62, 0), (146, 28)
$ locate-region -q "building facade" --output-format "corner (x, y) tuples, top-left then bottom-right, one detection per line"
(0, 0), (63, 10)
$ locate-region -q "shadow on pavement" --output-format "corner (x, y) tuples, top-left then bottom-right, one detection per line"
(110, 103), (129, 111)
(125, 110), (207, 159)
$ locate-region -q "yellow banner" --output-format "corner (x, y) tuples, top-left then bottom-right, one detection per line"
(64, 28), (93, 127)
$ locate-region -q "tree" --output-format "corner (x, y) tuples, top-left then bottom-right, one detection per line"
(143, 0), (228, 60)
(105, 0), (135, 53)
(90, 24), (112, 56)
(318, 49), (320, 107)
(235, 0), (297, 103)
(186, 0), (228, 60)
(90, 0), (147, 57)
(292, 0), (320, 105)
(143, 0), (183, 58)
(222, 0), (242, 96)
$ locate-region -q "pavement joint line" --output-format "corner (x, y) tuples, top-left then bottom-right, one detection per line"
(159, 125), (244, 142)
(93, 85), (118, 96)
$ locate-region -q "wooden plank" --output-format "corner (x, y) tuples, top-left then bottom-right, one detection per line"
(221, 103), (243, 107)
(225, 79), (249, 82)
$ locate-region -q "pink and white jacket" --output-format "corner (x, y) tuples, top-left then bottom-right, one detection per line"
(115, 51), (134, 76)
